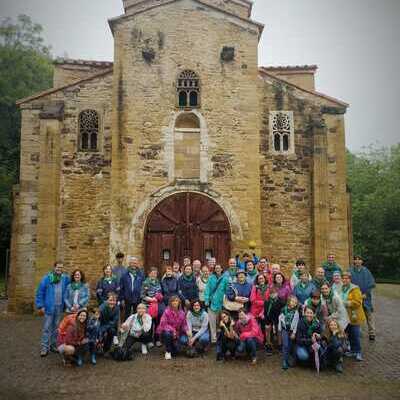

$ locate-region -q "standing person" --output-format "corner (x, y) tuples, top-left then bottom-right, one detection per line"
(290, 260), (311, 289)
(278, 295), (300, 370)
(186, 300), (210, 355)
(246, 261), (258, 284)
(341, 272), (366, 361)
(161, 265), (179, 306)
(172, 262), (182, 279)
(320, 283), (349, 331)
(321, 318), (346, 373)
(293, 271), (315, 305)
(322, 253), (342, 285)
(178, 264), (199, 310)
(112, 252), (126, 283)
(234, 309), (263, 364)
(295, 307), (322, 369)
(250, 274), (269, 330)
(216, 310), (237, 361)
(204, 264), (229, 343)
(96, 265), (120, 305)
(64, 269), (90, 313)
(57, 309), (89, 367)
(207, 257), (216, 273)
(264, 287), (285, 355)
(311, 267), (328, 291)
(257, 258), (269, 275)
(350, 255), (376, 341)
(35, 262), (70, 357)
(193, 260), (202, 278)
(224, 258), (238, 284)
(183, 256), (191, 269)
(331, 271), (343, 295)
(157, 296), (191, 360)
(119, 256), (145, 318)
(141, 267), (164, 346)
(196, 265), (209, 306)
(121, 303), (153, 355)
(272, 272), (292, 303)
(226, 270), (252, 313)
(99, 292), (120, 353)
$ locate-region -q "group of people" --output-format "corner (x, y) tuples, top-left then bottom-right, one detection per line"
(35, 251), (376, 373)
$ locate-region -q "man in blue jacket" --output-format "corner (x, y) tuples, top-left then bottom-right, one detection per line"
(35, 261), (70, 357)
(119, 256), (145, 319)
(350, 255), (376, 340)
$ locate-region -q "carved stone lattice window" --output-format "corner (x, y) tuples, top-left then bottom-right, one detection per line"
(79, 110), (99, 151)
(177, 70), (200, 108)
(269, 111), (294, 154)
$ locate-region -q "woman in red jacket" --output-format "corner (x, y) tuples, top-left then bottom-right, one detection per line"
(57, 309), (89, 366)
(234, 309), (264, 364)
(250, 274), (269, 332)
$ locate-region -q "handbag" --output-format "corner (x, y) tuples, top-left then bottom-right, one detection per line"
(223, 287), (244, 312)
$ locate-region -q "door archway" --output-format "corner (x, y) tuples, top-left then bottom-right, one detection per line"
(144, 192), (231, 271)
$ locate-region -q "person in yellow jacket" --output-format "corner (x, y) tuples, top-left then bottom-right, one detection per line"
(341, 272), (366, 361)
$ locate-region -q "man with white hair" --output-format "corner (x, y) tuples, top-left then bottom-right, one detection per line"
(119, 256), (145, 319)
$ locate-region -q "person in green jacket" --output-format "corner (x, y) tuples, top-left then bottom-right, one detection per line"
(322, 253), (343, 285)
(204, 264), (229, 343)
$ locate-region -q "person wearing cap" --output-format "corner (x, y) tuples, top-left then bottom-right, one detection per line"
(293, 271), (315, 305)
(322, 253), (343, 285)
(112, 252), (127, 283)
(226, 269), (252, 314)
(349, 255), (376, 341)
(119, 256), (145, 318)
(35, 261), (70, 357)
(341, 272), (366, 361)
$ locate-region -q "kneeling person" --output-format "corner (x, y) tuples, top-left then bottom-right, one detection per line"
(186, 300), (210, 356)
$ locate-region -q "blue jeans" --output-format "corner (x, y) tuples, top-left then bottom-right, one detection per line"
(346, 324), (361, 353)
(236, 338), (258, 359)
(161, 331), (188, 355)
(41, 306), (63, 352)
(296, 345), (310, 362)
(193, 331), (210, 351)
(281, 329), (294, 363)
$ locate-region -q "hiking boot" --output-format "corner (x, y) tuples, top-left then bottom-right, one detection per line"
(90, 353), (97, 365)
(355, 352), (363, 362)
(40, 349), (48, 357)
(282, 360), (289, 370)
(165, 352), (172, 360)
(148, 342), (155, 349)
(335, 362), (344, 373)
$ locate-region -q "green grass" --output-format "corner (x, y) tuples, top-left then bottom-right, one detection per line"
(376, 284), (400, 300)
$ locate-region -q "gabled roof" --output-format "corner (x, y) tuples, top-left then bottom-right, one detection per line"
(16, 68), (113, 106)
(259, 67), (349, 108)
(109, 0), (264, 39)
(263, 65), (318, 73)
(54, 58), (113, 68)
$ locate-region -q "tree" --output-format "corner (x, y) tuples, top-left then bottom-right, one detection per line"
(0, 15), (53, 273)
(347, 144), (400, 279)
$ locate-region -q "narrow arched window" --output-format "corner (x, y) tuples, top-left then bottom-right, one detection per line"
(270, 111), (294, 154)
(79, 110), (99, 152)
(177, 70), (200, 108)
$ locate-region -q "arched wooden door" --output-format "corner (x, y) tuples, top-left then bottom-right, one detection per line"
(145, 192), (231, 271)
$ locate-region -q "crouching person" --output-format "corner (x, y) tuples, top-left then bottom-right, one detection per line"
(121, 303), (153, 355)
(234, 309), (264, 365)
(216, 310), (237, 361)
(278, 295), (300, 370)
(321, 318), (346, 373)
(295, 306), (322, 372)
(186, 300), (210, 356)
(57, 309), (89, 367)
(87, 308), (101, 365)
(99, 292), (120, 353)
(157, 295), (191, 360)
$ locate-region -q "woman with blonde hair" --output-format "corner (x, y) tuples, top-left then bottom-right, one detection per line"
(321, 318), (346, 373)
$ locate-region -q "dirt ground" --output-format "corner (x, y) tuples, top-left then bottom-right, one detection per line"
(1, 294), (400, 400)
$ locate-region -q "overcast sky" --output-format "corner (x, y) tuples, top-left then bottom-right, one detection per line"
(1, 0), (399, 151)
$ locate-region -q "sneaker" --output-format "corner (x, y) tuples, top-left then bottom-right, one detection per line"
(40, 350), (48, 357)
(282, 360), (289, 370)
(90, 353), (97, 365)
(141, 344), (148, 355)
(148, 342), (155, 349)
(369, 335), (375, 341)
(344, 351), (355, 358)
(251, 358), (257, 365)
(155, 341), (162, 347)
(355, 352), (363, 362)
(335, 362), (344, 373)
(165, 352), (172, 360)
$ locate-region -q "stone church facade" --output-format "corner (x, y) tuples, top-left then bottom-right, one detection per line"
(8, 0), (351, 312)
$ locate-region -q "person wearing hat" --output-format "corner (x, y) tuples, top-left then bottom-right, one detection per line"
(119, 256), (145, 319)
(349, 255), (376, 341)
(112, 252), (127, 284)
(226, 269), (252, 314)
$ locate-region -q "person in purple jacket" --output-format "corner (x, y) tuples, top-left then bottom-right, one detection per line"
(157, 295), (191, 360)
(272, 272), (292, 303)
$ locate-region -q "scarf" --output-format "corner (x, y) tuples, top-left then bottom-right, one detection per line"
(103, 275), (117, 285)
(282, 305), (296, 328)
(183, 273), (194, 282)
(144, 277), (159, 288)
(305, 298), (322, 316)
(200, 274), (209, 284)
(137, 314), (143, 327)
(191, 309), (203, 318)
(247, 269), (257, 278)
(257, 283), (268, 296)
(294, 269), (301, 279)
(323, 262), (338, 272)
(49, 271), (61, 285)
(102, 304), (114, 322)
(71, 281), (83, 291)
(265, 295), (278, 316)
(341, 284), (353, 302)
(228, 267), (237, 277)
(128, 267), (138, 276)
(303, 316), (319, 337)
